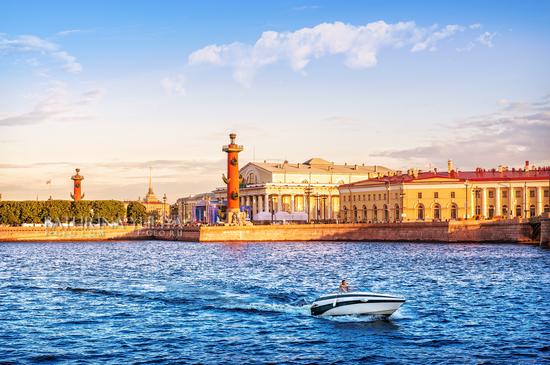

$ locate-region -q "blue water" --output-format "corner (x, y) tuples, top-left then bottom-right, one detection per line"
(0, 241), (549, 364)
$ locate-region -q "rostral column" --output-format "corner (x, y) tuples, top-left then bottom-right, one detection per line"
(70, 168), (85, 201)
(222, 133), (244, 223)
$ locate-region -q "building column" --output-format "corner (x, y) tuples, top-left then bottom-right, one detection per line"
(328, 194), (332, 220)
(290, 195), (295, 213)
(470, 189), (476, 217)
(264, 193), (269, 212)
(481, 188), (487, 219)
(495, 187), (501, 217)
(537, 186), (544, 215)
(277, 193), (282, 212)
(509, 187), (515, 217)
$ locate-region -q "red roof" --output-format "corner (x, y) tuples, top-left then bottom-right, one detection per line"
(342, 167), (550, 187)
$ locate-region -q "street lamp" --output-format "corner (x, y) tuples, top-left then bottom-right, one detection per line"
(162, 193), (167, 227)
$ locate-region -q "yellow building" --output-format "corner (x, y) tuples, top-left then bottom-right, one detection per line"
(339, 161), (550, 223)
(141, 172), (170, 222)
(214, 158), (393, 222)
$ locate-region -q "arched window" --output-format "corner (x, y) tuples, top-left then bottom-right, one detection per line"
(433, 203), (441, 221)
(545, 205), (550, 213)
(373, 205), (378, 222)
(529, 205), (536, 217)
(353, 205), (358, 223)
(383, 204), (389, 222)
(502, 205), (508, 217)
(451, 204), (458, 220)
(516, 205), (522, 217)
(417, 204), (425, 221)
(488, 205), (495, 219)
(247, 173), (258, 184)
(394, 204), (400, 222)
(362, 205), (367, 222)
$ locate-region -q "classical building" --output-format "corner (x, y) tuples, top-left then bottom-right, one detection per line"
(339, 160), (550, 223)
(140, 172), (170, 222)
(176, 192), (223, 225)
(213, 158), (393, 222)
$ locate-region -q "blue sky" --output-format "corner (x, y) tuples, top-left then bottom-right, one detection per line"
(1, 0), (549, 201)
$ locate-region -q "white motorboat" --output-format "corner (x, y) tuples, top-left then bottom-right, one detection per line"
(310, 291), (405, 317)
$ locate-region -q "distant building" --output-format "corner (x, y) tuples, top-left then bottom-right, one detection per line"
(339, 160), (550, 223)
(175, 192), (223, 225)
(213, 157), (393, 222)
(124, 171), (169, 223)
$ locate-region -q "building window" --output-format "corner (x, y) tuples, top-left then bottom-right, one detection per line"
(502, 191), (508, 198)
(545, 205), (550, 213)
(502, 205), (508, 217)
(343, 206), (348, 222)
(530, 190), (535, 198)
(353, 195), (356, 201)
(476, 205), (481, 216)
(516, 205), (522, 217)
(383, 204), (389, 222)
(362, 194), (366, 201)
(545, 190), (549, 198)
(451, 204), (458, 220)
(451, 191), (455, 199)
(516, 190), (521, 198)
(362, 205), (367, 222)
(488, 191), (494, 199)
(368, 194), (371, 201)
(529, 205), (536, 217)
(353, 206), (358, 223)
(434, 192), (439, 199)
(378, 194), (382, 200)
(475, 190), (480, 198)
(383, 193), (386, 200)
(395, 204), (400, 221)
(433, 204), (441, 220)
(373, 205), (378, 222)
(417, 204), (425, 221)
(418, 192), (422, 199)
(488, 205), (495, 218)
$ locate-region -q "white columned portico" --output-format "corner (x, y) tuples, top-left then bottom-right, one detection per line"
(277, 193), (282, 212)
(481, 188), (487, 218)
(264, 193), (269, 212)
(537, 186), (543, 215)
(495, 187), (501, 217)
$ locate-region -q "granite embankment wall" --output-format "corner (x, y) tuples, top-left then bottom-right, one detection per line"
(195, 220), (536, 243)
(0, 226), (147, 242)
(1, 219), (547, 245)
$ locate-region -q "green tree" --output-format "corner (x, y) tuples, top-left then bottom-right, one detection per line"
(71, 200), (93, 223)
(127, 201), (147, 224)
(42, 200), (72, 223)
(0, 202), (21, 226)
(92, 200), (125, 224)
(19, 201), (42, 224)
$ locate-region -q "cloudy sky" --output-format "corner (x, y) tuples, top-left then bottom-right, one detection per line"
(1, 0), (549, 201)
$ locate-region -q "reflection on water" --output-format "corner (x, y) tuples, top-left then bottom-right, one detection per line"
(0, 241), (548, 364)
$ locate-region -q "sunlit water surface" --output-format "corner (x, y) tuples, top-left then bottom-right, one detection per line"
(0, 241), (549, 364)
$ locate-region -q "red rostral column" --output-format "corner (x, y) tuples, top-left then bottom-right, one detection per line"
(70, 168), (84, 202)
(222, 133), (244, 222)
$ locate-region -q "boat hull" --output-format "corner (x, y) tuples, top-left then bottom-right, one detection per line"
(310, 292), (405, 317)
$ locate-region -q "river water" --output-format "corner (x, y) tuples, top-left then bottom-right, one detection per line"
(0, 241), (548, 364)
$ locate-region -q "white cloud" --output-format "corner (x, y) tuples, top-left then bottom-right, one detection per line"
(161, 75), (186, 96)
(477, 31), (496, 48)
(189, 21), (483, 86)
(0, 33), (82, 73)
(57, 29), (82, 36)
(0, 82), (104, 126)
(372, 96), (550, 168)
(469, 23), (482, 29)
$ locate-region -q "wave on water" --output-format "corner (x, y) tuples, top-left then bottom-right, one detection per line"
(61, 286), (190, 305)
(213, 302), (312, 316)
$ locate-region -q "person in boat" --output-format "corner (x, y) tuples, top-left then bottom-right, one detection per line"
(338, 280), (349, 293)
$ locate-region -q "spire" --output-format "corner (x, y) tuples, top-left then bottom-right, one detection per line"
(148, 167), (154, 195)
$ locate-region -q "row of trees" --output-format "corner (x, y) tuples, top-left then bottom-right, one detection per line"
(0, 200), (149, 226)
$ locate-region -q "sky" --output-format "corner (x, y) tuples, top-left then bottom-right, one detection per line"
(1, 0), (549, 202)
